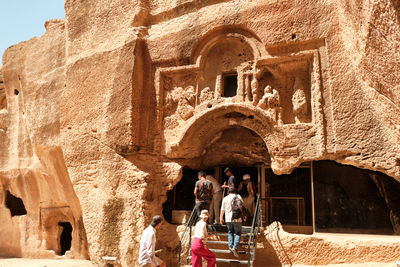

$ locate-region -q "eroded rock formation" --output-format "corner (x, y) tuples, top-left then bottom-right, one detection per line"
(1, 0), (400, 266)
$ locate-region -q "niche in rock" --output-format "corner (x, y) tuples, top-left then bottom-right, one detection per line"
(5, 190), (27, 216)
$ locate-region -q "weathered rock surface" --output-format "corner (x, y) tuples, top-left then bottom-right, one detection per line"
(1, 0), (400, 266)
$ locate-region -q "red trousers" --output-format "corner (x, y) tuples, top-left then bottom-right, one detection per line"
(191, 237), (216, 267)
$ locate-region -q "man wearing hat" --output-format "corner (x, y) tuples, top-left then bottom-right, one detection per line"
(191, 210), (216, 267)
(238, 174), (255, 217)
(138, 215), (166, 267)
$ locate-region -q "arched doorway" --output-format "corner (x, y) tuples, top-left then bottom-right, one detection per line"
(162, 126), (270, 224)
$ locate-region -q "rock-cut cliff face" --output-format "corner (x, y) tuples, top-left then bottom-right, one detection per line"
(0, 0), (400, 266)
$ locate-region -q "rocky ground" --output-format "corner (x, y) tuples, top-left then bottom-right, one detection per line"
(0, 259), (94, 267)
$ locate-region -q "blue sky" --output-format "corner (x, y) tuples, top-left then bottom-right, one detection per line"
(0, 1), (65, 65)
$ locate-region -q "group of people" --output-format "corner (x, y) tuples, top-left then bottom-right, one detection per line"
(190, 167), (256, 267)
(194, 168), (256, 224)
(138, 167), (256, 267)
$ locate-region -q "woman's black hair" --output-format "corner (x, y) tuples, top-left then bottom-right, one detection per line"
(150, 215), (163, 227)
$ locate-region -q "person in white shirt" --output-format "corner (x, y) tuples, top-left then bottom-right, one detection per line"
(220, 187), (243, 258)
(206, 175), (222, 224)
(138, 215), (166, 267)
(191, 210), (216, 267)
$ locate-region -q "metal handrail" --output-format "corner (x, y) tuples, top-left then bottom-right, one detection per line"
(177, 207), (197, 267)
(247, 195), (261, 266)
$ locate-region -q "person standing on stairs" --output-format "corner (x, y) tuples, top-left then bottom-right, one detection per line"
(220, 186), (244, 258)
(194, 171), (214, 221)
(191, 210), (216, 267)
(221, 167), (237, 194)
(206, 174), (223, 224)
(238, 174), (255, 219)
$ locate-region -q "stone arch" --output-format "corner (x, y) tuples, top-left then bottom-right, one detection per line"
(166, 104), (280, 159)
(191, 25), (265, 64)
(189, 26), (266, 104)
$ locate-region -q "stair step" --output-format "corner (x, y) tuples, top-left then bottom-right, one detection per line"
(216, 258), (251, 264)
(212, 232), (253, 237)
(206, 240), (249, 246)
(187, 256), (252, 265)
(209, 248), (248, 254)
(207, 225), (254, 233)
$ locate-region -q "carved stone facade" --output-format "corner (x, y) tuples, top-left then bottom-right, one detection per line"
(1, 0), (400, 266)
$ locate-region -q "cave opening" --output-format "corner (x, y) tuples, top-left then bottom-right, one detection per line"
(58, 222), (72, 255)
(5, 190), (27, 216)
(162, 126), (269, 224)
(313, 160), (400, 235)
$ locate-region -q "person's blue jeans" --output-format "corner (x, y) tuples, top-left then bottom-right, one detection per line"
(226, 222), (242, 250)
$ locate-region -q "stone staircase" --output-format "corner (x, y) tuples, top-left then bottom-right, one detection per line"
(178, 196), (261, 267)
(184, 224), (256, 266)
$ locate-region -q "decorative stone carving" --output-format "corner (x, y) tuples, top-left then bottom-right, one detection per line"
(165, 85), (196, 121)
(292, 77), (308, 124)
(177, 86), (196, 120)
(251, 76), (260, 106)
(254, 54), (313, 125)
(199, 86), (214, 103)
(258, 85), (282, 124)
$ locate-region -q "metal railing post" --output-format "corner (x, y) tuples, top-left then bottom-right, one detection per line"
(248, 195), (261, 267)
(177, 207), (197, 267)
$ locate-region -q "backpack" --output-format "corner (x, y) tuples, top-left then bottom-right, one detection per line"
(231, 195), (248, 220)
(198, 180), (213, 201)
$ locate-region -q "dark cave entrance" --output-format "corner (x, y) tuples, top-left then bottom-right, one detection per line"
(58, 222), (72, 255)
(162, 165), (260, 224)
(5, 190), (27, 216)
(313, 161), (400, 235)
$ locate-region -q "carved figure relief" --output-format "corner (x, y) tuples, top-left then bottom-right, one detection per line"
(199, 86), (214, 103)
(165, 85), (196, 121)
(160, 70), (198, 130)
(292, 77), (308, 124)
(251, 77), (260, 106)
(258, 85), (282, 124)
(254, 56), (312, 124)
(177, 86), (196, 120)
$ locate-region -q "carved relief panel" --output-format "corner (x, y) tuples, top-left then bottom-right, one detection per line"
(158, 68), (198, 131)
(155, 32), (324, 160)
(251, 53), (313, 125)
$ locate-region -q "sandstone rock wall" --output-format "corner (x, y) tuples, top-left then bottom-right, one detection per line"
(0, 19), (89, 259)
(0, 0), (399, 266)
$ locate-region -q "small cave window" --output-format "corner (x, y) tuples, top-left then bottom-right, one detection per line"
(5, 190), (27, 216)
(223, 72), (238, 97)
(58, 222), (72, 255)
